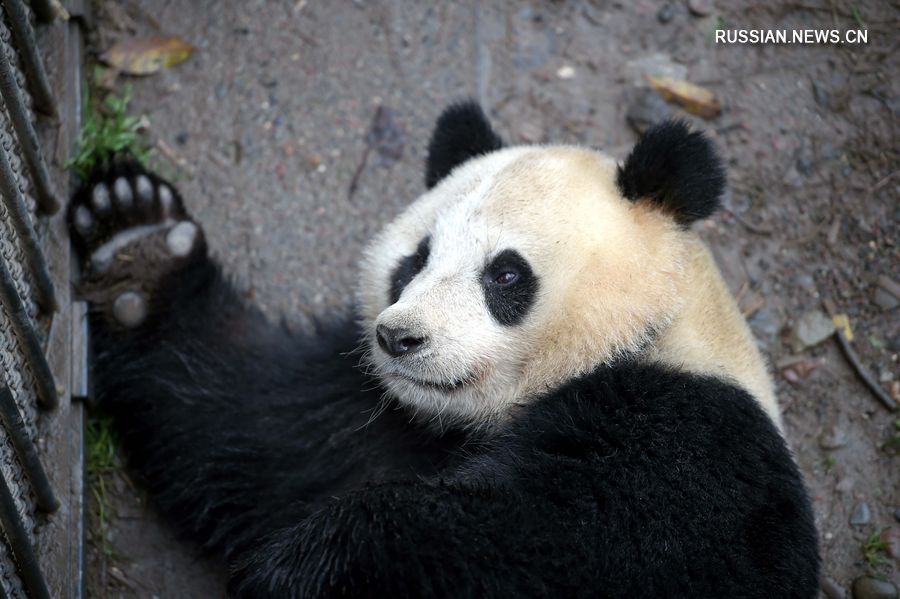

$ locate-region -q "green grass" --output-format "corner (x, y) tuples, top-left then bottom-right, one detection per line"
(66, 73), (150, 179)
(86, 414), (120, 557)
(861, 529), (890, 569)
(880, 418), (900, 453)
(850, 5), (865, 29)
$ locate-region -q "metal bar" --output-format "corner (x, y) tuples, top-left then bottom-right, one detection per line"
(0, 35), (57, 215)
(71, 300), (88, 402)
(2, 0), (56, 116)
(0, 258), (56, 409)
(0, 469), (51, 599)
(0, 141), (55, 312)
(0, 384), (57, 512)
(25, 0), (53, 23)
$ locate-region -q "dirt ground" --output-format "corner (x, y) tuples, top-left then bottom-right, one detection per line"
(81, 1), (898, 597)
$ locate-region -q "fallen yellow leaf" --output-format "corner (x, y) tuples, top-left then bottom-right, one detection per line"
(832, 313), (854, 342)
(101, 37), (194, 76)
(646, 75), (721, 119)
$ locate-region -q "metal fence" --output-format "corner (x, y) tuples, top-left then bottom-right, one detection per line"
(0, 0), (66, 597)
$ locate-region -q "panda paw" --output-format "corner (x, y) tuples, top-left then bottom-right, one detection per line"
(68, 161), (206, 328)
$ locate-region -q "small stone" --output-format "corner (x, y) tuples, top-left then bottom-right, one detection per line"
(812, 81), (831, 109)
(789, 309), (835, 352)
(852, 576), (898, 599)
(821, 578), (845, 599)
(849, 502), (871, 526)
(112, 291), (147, 329)
(175, 132), (189, 145)
(835, 477), (854, 494)
(687, 0), (714, 17)
(873, 288), (900, 311)
(623, 53), (687, 87)
(657, 3), (674, 23)
(881, 527), (900, 559)
(626, 88), (674, 134)
(749, 307), (781, 343)
(518, 121), (544, 143)
(556, 65), (575, 79)
(794, 155), (814, 177)
(819, 425), (848, 449)
(877, 275), (900, 299)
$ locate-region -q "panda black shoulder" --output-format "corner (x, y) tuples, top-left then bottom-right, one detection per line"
(471, 362), (820, 596)
(617, 120), (726, 227)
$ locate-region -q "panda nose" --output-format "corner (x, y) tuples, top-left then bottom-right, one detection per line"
(376, 324), (427, 357)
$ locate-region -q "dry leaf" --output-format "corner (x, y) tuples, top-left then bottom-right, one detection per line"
(366, 106), (405, 167)
(646, 75), (722, 119)
(831, 313), (854, 342)
(781, 358), (823, 385)
(101, 37), (194, 76)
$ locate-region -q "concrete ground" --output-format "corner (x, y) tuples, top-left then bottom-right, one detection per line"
(85, 1), (898, 596)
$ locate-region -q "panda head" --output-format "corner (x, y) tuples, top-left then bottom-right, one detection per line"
(358, 102), (725, 429)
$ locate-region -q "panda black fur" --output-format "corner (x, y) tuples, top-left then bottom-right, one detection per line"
(69, 103), (819, 597)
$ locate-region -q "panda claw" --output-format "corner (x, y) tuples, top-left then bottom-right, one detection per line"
(74, 205), (95, 236)
(91, 184), (112, 214)
(135, 174), (154, 206)
(158, 184), (175, 217)
(113, 177), (134, 211)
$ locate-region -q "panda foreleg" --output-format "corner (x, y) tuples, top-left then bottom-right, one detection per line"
(68, 162), (363, 556)
(226, 478), (577, 598)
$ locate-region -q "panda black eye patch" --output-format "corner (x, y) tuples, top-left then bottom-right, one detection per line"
(481, 249), (538, 326)
(389, 236), (430, 304)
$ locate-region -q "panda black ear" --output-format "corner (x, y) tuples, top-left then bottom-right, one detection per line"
(425, 101), (504, 189)
(616, 120), (725, 227)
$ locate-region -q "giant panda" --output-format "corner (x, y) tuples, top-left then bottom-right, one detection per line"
(68, 102), (820, 598)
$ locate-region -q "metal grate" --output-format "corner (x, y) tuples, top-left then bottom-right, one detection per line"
(0, 0), (62, 597)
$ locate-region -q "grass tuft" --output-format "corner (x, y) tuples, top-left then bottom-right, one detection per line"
(861, 529), (890, 569)
(66, 70), (151, 179)
(86, 414), (120, 557)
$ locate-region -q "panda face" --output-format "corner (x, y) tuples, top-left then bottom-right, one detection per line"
(358, 145), (691, 429)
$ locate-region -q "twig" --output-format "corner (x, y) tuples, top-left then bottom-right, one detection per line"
(155, 138), (195, 176)
(833, 331), (897, 411)
(741, 294), (765, 319)
(347, 146), (371, 200)
(868, 169), (899, 195)
(723, 207), (774, 235)
(823, 298), (899, 412)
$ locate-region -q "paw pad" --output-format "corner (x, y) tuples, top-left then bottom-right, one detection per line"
(68, 162), (206, 326)
(165, 221), (198, 258)
(112, 290), (147, 328)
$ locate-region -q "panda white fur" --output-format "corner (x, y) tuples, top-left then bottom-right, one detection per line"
(69, 102), (819, 597)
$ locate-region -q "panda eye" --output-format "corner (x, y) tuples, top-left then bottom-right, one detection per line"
(481, 249), (538, 326)
(493, 270), (519, 286)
